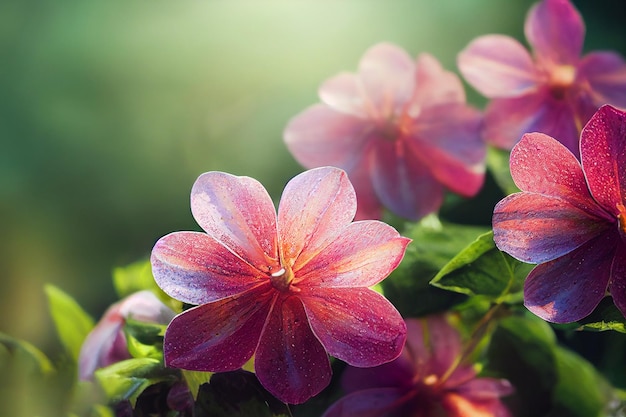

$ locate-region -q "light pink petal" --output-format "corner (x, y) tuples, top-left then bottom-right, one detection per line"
(443, 392), (512, 417)
(277, 167), (357, 270)
(190, 172), (278, 271)
(578, 52), (626, 107)
(151, 231), (268, 304)
(493, 192), (609, 263)
(283, 104), (372, 170)
(349, 155), (383, 220)
(300, 287), (406, 367)
(609, 244), (626, 318)
(371, 139), (444, 220)
(483, 93), (581, 155)
(524, 0), (584, 66)
(455, 378), (514, 400)
(407, 104), (485, 197)
(319, 72), (369, 118)
(457, 35), (538, 98)
(321, 387), (405, 417)
(255, 295), (331, 405)
(580, 105), (626, 214)
(163, 285), (273, 372)
(117, 290), (175, 324)
(295, 220), (410, 288)
(357, 42), (415, 119)
(409, 53), (465, 112)
(405, 316), (462, 379)
(524, 233), (616, 323)
(79, 312), (126, 380)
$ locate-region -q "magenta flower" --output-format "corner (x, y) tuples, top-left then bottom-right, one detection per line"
(323, 315), (513, 417)
(150, 166), (409, 404)
(284, 42), (484, 221)
(458, 0), (626, 157)
(493, 105), (626, 323)
(78, 290), (175, 380)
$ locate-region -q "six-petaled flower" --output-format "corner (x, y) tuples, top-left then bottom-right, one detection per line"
(458, 0), (626, 157)
(151, 166), (410, 404)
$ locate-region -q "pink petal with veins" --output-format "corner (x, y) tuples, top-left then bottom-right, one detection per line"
(319, 72), (368, 118)
(410, 52), (466, 111)
(405, 316), (462, 379)
(579, 52), (626, 107)
(458, 34), (538, 98)
(609, 245), (626, 318)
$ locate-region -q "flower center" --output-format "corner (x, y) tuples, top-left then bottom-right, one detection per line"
(548, 64), (576, 100)
(269, 265), (295, 292)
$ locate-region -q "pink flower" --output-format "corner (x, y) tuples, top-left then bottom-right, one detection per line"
(150, 167), (410, 404)
(323, 315), (513, 417)
(458, 0), (626, 157)
(493, 105), (626, 323)
(284, 42), (484, 221)
(78, 290), (175, 380)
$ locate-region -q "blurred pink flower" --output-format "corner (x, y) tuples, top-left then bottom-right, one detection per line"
(78, 290), (175, 380)
(323, 315), (513, 417)
(458, 0), (626, 157)
(150, 167), (410, 404)
(284, 42), (484, 221)
(493, 105), (626, 323)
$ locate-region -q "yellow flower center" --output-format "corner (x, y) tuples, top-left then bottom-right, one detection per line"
(269, 265), (295, 292)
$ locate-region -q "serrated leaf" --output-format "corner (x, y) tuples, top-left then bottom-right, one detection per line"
(487, 146), (519, 195)
(430, 231), (532, 301)
(44, 284), (95, 362)
(577, 297), (626, 333)
(94, 357), (174, 407)
(112, 259), (182, 313)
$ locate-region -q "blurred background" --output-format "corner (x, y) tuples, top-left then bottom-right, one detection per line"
(1, 0), (625, 361)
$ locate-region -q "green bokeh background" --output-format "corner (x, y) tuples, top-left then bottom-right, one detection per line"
(1, 0), (624, 359)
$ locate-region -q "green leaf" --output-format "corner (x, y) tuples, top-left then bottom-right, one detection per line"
(112, 259), (182, 313)
(430, 231), (533, 301)
(577, 297), (626, 333)
(44, 284), (95, 362)
(0, 332), (54, 375)
(382, 216), (489, 316)
(124, 319), (166, 360)
(487, 146), (519, 195)
(182, 369), (213, 400)
(94, 357), (174, 406)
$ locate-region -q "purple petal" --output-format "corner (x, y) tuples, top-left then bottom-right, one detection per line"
(405, 316), (462, 379)
(371, 139), (444, 220)
(458, 34), (538, 98)
(340, 353), (415, 393)
(580, 105), (626, 215)
(493, 192), (609, 263)
(410, 53), (465, 111)
(578, 52), (626, 108)
(609, 244), (626, 318)
(163, 285), (273, 372)
(151, 231), (268, 305)
(255, 295), (331, 405)
(483, 93), (581, 155)
(300, 287), (406, 367)
(407, 104), (485, 197)
(277, 167), (357, 270)
(321, 387), (405, 417)
(524, 232), (616, 323)
(190, 172), (278, 271)
(283, 104), (372, 170)
(356, 43), (415, 120)
(455, 378), (514, 400)
(524, 0), (584, 66)
(349, 157), (383, 220)
(295, 221), (410, 288)
(442, 392), (512, 417)
(319, 72), (369, 118)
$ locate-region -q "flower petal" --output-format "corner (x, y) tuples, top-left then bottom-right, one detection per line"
(255, 295), (331, 405)
(349, 156), (383, 221)
(318, 72), (368, 118)
(410, 52), (465, 111)
(609, 244), (626, 318)
(152, 231), (268, 304)
(371, 139), (444, 220)
(277, 167), (357, 270)
(405, 316), (462, 379)
(295, 220), (410, 288)
(578, 52), (626, 108)
(458, 34), (538, 98)
(580, 105), (626, 214)
(523, 233), (616, 323)
(455, 378), (514, 400)
(340, 353), (415, 393)
(301, 287), (406, 367)
(493, 192), (609, 263)
(407, 104), (485, 197)
(524, 0), (584, 66)
(163, 285), (273, 372)
(283, 104), (372, 170)
(321, 387), (405, 417)
(443, 392), (512, 417)
(356, 42), (415, 119)
(483, 93), (581, 155)
(190, 172), (278, 271)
